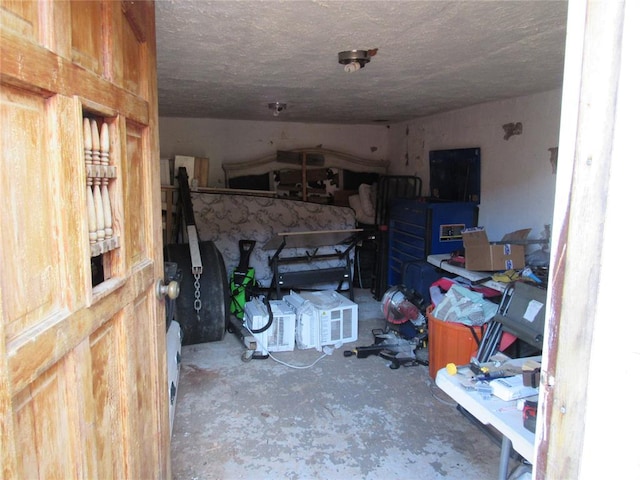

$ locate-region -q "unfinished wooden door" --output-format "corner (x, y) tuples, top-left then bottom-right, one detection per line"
(0, 1), (169, 478)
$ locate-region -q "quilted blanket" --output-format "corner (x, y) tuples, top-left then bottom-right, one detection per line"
(191, 192), (357, 288)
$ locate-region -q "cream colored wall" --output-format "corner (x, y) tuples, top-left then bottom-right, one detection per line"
(158, 118), (389, 188)
(388, 89), (562, 245)
(159, 89), (561, 247)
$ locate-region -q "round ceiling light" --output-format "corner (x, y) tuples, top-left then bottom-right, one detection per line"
(338, 49), (378, 73)
(268, 102), (287, 117)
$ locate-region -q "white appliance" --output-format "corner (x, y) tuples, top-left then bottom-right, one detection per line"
(284, 290), (358, 350)
(244, 298), (296, 355)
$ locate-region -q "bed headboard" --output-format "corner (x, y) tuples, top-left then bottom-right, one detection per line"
(223, 148), (389, 179)
(222, 148), (389, 205)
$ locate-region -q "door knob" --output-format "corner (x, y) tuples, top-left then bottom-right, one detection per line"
(156, 279), (180, 300)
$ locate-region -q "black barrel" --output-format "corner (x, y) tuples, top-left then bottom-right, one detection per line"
(164, 241), (229, 345)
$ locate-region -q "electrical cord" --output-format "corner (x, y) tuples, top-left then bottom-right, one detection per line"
(231, 290), (273, 334)
(268, 351), (328, 369)
(245, 324), (337, 369)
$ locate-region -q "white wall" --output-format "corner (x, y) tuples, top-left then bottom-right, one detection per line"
(159, 118), (389, 187)
(159, 89), (561, 246)
(388, 89), (562, 245)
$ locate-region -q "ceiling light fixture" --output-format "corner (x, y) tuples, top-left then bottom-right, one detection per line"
(268, 102), (287, 117)
(338, 48), (378, 73)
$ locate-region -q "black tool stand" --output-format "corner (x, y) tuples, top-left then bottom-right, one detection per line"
(265, 229), (363, 300)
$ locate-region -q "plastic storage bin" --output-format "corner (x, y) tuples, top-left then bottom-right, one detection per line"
(427, 305), (482, 379)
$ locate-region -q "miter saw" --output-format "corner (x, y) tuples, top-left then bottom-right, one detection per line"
(344, 285), (429, 369)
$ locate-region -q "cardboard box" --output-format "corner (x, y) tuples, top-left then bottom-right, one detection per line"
(462, 227), (529, 271)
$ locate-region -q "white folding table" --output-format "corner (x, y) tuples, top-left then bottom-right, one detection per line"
(427, 253), (507, 293)
(435, 357), (540, 479)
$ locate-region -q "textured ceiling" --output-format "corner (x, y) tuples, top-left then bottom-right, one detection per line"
(155, 0), (568, 125)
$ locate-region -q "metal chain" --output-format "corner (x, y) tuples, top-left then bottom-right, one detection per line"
(193, 273), (202, 315)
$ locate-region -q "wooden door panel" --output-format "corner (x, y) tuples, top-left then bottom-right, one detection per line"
(125, 122), (149, 265)
(70, 0), (102, 74)
(1, 1), (168, 478)
(13, 358), (79, 479)
(0, 0), (38, 40)
(126, 294), (161, 477)
(12, 335), (126, 479)
(0, 85), (63, 341)
(64, 339), (99, 479)
(122, 10), (145, 97)
(90, 319), (126, 479)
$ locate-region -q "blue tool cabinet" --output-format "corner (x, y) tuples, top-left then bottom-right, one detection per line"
(387, 199), (478, 287)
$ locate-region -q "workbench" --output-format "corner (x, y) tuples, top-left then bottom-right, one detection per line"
(265, 228), (363, 300)
(435, 357), (540, 479)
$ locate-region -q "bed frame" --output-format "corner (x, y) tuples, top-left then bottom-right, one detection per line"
(220, 148), (422, 300)
(222, 148), (390, 205)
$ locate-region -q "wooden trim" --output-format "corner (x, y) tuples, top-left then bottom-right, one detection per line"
(535, 2), (631, 478)
(0, 292), (18, 477)
(0, 31), (148, 124)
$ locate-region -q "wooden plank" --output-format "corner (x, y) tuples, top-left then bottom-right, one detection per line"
(264, 228), (363, 250)
(193, 157), (209, 188)
(173, 155), (209, 188)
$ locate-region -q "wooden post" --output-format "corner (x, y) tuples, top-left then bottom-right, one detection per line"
(83, 118), (92, 185)
(87, 185), (97, 244)
(83, 118), (96, 243)
(100, 122), (112, 239)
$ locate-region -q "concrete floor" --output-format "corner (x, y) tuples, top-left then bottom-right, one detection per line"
(170, 289), (520, 479)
